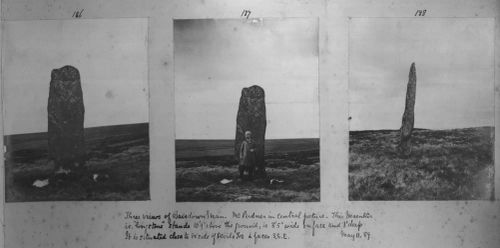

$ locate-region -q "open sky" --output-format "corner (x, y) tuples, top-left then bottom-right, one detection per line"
(349, 18), (494, 131)
(174, 18), (319, 140)
(2, 19), (149, 135)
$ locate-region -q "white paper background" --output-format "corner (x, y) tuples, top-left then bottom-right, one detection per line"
(2, 19), (149, 135)
(0, 0), (499, 247)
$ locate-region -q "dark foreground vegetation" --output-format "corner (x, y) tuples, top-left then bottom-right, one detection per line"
(4, 123), (149, 202)
(349, 127), (494, 200)
(176, 139), (320, 202)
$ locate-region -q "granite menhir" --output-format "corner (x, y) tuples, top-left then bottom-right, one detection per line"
(235, 85), (267, 177)
(399, 62), (416, 157)
(47, 65), (85, 172)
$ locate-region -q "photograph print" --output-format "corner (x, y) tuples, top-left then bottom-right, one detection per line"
(175, 18), (320, 202)
(3, 19), (150, 201)
(348, 18), (495, 201)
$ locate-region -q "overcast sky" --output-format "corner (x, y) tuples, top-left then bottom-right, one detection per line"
(175, 18), (319, 140)
(349, 18), (494, 131)
(3, 19), (148, 135)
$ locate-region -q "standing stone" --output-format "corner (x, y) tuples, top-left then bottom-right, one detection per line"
(235, 85), (267, 176)
(399, 62), (416, 156)
(48, 65), (85, 172)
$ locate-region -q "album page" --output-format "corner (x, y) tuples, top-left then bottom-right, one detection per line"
(1, 0), (499, 247)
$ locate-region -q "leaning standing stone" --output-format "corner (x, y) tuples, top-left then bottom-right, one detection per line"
(399, 62), (417, 156)
(48, 65), (85, 172)
(235, 85), (267, 176)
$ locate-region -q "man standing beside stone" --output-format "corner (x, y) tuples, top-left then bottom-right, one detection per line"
(239, 131), (256, 180)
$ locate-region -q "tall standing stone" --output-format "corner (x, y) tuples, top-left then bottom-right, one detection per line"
(235, 85), (267, 176)
(48, 65), (85, 172)
(399, 62), (416, 156)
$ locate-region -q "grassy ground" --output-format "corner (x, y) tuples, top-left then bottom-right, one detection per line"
(4, 123), (149, 202)
(349, 127), (495, 200)
(176, 139), (320, 202)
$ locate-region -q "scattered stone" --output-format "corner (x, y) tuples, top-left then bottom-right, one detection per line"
(47, 65), (86, 173)
(33, 179), (49, 188)
(220, 179), (233, 184)
(270, 179), (284, 185)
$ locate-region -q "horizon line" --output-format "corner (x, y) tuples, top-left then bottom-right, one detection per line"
(349, 125), (494, 132)
(4, 122), (149, 137)
(175, 137), (320, 141)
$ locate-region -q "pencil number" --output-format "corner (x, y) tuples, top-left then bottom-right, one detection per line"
(72, 9), (84, 18)
(414, 9), (426, 16)
(241, 10), (251, 19)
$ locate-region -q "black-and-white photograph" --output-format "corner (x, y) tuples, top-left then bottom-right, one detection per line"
(174, 18), (320, 202)
(2, 19), (150, 201)
(348, 18), (495, 200)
